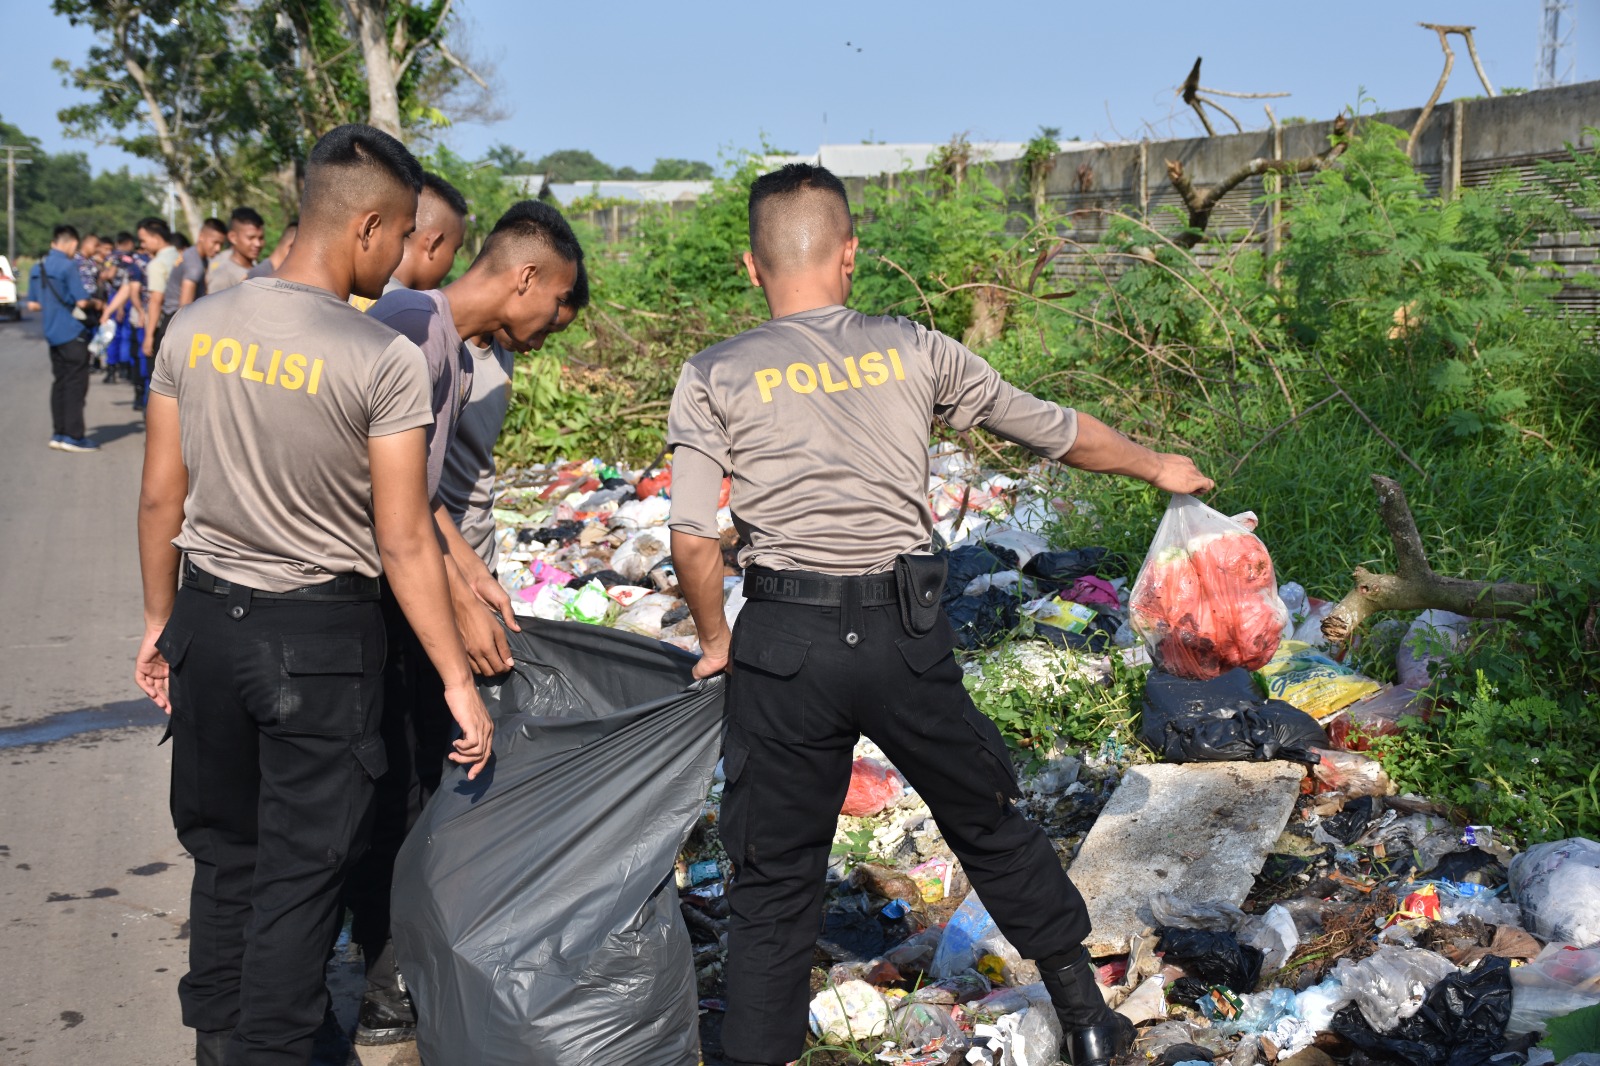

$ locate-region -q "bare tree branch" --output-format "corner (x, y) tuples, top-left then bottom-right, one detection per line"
(1165, 114), (1349, 248)
(1197, 87), (1292, 99)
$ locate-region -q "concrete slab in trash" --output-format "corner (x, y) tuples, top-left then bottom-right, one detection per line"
(1071, 761), (1306, 956)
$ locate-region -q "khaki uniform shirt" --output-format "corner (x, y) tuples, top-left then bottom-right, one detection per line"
(666, 305), (1078, 576)
(149, 277), (434, 592)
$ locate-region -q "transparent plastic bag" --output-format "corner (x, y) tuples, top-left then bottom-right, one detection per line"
(929, 892), (1034, 985)
(1506, 943), (1600, 1034)
(1509, 837), (1600, 948)
(1334, 945), (1457, 1032)
(1129, 495), (1289, 680)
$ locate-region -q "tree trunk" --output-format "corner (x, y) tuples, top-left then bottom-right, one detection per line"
(338, 0), (403, 137)
(963, 285), (1008, 349)
(1321, 474), (1541, 647)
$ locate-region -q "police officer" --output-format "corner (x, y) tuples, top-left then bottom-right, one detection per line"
(667, 163), (1216, 1066)
(345, 200), (586, 1047)
(135, 123), (493, 1066)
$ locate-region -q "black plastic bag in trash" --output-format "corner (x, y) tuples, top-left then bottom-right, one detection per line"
(1155, 927), (1264, 994)
(1034, 609), (1119, 655)
(1141, 668), (1326, 765)
(391, 619), (725, 1066)
(1023, 547), (1114, 583)
(946, 586), (1023, 649)
(941, 544), (1020, 603)
(1331, 956), (1513, 1066)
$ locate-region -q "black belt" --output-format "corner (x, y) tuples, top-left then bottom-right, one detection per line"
(743, 567), (897, 607)
(743, 567), (896, 648)
(182, 560), (380, 618)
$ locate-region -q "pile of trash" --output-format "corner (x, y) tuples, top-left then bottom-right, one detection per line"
(481, 449), (1600, 1065)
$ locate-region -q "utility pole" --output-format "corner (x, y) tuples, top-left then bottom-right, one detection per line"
(2, 144), (33, 264)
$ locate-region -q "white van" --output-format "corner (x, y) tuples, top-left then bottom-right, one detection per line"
(0, 256), (19, 320)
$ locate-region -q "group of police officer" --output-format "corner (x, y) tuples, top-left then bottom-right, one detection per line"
(138, 123), (1214, 1066)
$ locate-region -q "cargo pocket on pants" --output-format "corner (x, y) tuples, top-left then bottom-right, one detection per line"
(154, 624), (193, 742)
(718, 726), (753, 875)
(962, 704), (1023, 807)
(278, 635), (365, 736)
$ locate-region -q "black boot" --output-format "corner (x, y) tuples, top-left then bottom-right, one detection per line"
(354, 941), (417, 1046)
(1040, 948), (1136, 1066)
(195, 1028), (233, 1066)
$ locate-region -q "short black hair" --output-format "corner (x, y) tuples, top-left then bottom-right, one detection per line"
(201, 217), (228, 236)
(747, 163), (853, 272)
(136, 217), (171, 241)
(172, 232), (191, 250)
(421, 172), (469, 219)
(115, 231), (134, 245)
(53, 223), (80, 243)
(230, 207), (265, 229)
(478, 200), (584, 272)
(570, 257), (590, 310)
(306, 123), (424, 193)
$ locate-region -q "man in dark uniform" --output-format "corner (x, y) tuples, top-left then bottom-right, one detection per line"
(135, 123), (493, 1066)
(667, 163), (1215, 1066)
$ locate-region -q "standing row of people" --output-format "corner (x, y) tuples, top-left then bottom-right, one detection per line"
(134, 123), (589, 1065)
(28, 209), (295, 449)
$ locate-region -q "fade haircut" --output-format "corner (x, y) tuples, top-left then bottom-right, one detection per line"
(300, 123), (424, 224)
(420, 172), (469, 220)
(136, 217), (171, 241)
(570, 257), (591, 310)
(115, 231), (135, 246)
(201, 217), (228, 236)
(477, 200), (584, 275)
(53, 223), (80, 243)
(748, 163), (853, 274)
(230, 207), (265, 229)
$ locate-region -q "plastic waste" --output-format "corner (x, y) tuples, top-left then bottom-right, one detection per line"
(1156, 927), (1264, 994)
(981, 528), (1051, 570)
(1022, 547), (1112, 584)
(841, 758), (903, 817)
(1118, 974), (1169, 1023)
(560, 579), (613, 625)
(930, 892), (1031, 985)
(390, 619), (724, 1066)
(1252, 641), (1382, 720)
(1295, 977), (1349, 1032)
(611, 592), (680, 638)
(1128, 494), (1290, 680)
(1506, 944), (1600, 1035)
(1334, 945), (1457, 1032)
(609, 530), (670, 584)
(965, 1005), (1062, 1066)
(1395, 610), (1471, 689)
(1332, 955), (1512, 1066)
(1150, 892), (1249, 932)
(1309, 747), (1393, 798)
(1241, 905), (1299, 975)
(1141, 668), (1326, 765)
(1438, 884), (1522, 928)
(809, 979), (891, 1042)
(1510, 838), (1600, 948)
(890, 998), (967, 1052)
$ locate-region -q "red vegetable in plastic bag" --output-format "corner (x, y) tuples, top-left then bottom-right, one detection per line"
(841, 758), (903, 817)
(1130, 495), (1290, 680)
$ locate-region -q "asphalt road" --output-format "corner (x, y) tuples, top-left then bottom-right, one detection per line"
(0, 319), (400, 1065)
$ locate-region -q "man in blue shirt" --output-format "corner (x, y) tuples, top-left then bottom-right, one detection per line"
(26, 224), (101, 452)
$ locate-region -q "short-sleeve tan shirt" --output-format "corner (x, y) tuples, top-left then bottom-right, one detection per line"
(666, 305), (1078, 576)
(149, 277), (434, 592)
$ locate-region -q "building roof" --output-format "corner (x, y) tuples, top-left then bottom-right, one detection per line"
(543, 180), (714, 206)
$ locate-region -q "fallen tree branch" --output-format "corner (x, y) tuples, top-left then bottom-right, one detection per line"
(1321, 475), (1540, 648)
(1166, 114), (1348, 249)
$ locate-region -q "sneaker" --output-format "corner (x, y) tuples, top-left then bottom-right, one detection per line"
(48, 435), (66, 450)
(56, 436), (100, 453)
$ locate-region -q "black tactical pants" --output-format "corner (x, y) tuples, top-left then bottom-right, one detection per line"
(718, 597), (1093, 1064)
(161, 586), (387, 1065)
(342, 586), (452, 995)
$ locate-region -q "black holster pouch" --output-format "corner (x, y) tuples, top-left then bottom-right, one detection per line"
(895, 553), (948, 637)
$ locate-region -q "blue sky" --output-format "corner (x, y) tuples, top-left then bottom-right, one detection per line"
(12, 0), (1600, 176)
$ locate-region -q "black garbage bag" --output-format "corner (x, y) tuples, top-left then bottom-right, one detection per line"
(1034, 609), (1119, 655)
(1155, 927), (1264, 993)
(1332, 956), (1513, 1066)
(1023, 547), (1114, 583)
(392, 619), (725, 1066)
(946, 586), (1023, 649)
(1141, 668), (1326, 765)
(941, 544), (1020, 603)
